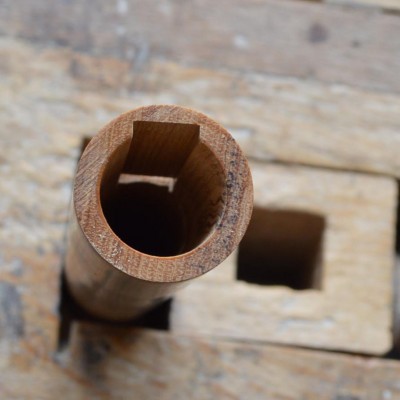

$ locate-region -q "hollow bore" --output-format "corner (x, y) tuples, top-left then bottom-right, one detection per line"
(100, 121), (226, 257)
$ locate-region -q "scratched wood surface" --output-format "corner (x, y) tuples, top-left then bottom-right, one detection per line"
(1, 0), (400, 94)
(1, 0), (400, 397)
(1, 38), (400, 179)
(2, 322), (400, 400)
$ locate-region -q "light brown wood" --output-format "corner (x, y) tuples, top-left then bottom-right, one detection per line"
(1, 5), (400, 395)
(2, 0), (400, 93)
(3, 323), (400, 400)
(326, 0), (400, 11)
(172, 162), (397, 355)
(0, 37), (397, 352)
(65, 105), (253, 321)
(3, 38), (400, 178)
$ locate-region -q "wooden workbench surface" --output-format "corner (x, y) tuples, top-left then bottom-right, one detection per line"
(1, 0), (400, 398)
(2, 323), (400, 400)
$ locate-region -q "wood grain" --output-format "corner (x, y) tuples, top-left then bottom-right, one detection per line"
(0, 17), (399, 397)
(2, 324), (400, 400)
(0, 36), (397, 348)
(65, 105), (253, 320)
(2, 38), (399, 179)
(1, 0), (400, 93)
(171, 161), (397, 355)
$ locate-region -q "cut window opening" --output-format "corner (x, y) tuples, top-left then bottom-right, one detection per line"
(100, 121), (226, 257)
(237, 208), (326, 291)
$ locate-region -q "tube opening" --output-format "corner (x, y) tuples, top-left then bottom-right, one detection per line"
(100, 121), (226, 257)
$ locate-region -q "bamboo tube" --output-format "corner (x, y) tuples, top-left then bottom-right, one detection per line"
(65, 105), (253, 321)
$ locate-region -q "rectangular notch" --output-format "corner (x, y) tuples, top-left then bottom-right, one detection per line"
(123, 121), (200, 177)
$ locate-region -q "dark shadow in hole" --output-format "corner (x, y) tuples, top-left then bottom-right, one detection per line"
(396, 182), (400, 255)
(99, 120), (225, 257)
(237, 208), (325, 290)
(102, 182), (186, 257)
(57, 272), (172, 351)
(385, 181), (400, 360)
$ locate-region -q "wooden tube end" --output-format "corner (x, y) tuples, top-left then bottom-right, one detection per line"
(65, 105), (253, 320)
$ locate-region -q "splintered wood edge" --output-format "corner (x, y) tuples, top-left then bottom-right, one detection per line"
(74, 105), (253, 283)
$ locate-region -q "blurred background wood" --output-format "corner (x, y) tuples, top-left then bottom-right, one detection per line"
(0, 0), (399, 398)
(3, 323), (400, 400)
(172, 162), (397, 355)
(326, 0), (400, 11)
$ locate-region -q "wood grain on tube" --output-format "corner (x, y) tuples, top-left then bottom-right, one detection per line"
(65, 105), (253, 321)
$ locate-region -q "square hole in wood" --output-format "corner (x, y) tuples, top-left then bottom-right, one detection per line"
(237, 208), (326, 290)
